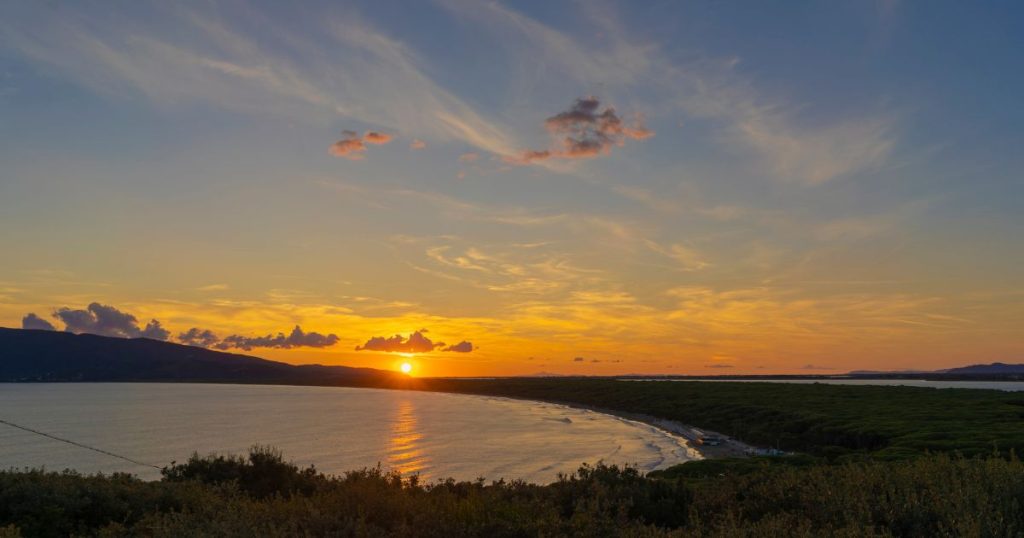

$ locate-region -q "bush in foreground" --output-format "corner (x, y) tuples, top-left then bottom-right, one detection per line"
(2, 449), (1024, 536)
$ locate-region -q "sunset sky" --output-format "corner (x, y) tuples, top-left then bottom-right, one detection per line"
(1, 1), (1021, 376)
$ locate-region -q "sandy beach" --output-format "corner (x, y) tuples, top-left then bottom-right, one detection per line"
(466, 391), (771, 461)
(558, 402), (765, 460)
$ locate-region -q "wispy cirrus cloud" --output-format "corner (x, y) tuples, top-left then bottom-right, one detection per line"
(440, 0), (896, 184)
(0, 5), (519, 156)
(1, 1), (896, 182)
(413, 240), (605, 296)
(814, 200), (929, 241)
(643, 240), (710, 271)
(317, 179), (644, 244)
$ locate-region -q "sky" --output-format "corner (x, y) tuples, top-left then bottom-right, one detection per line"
(1, 1), (1022, 376)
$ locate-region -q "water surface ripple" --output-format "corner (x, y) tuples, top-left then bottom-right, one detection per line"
(0, 383), (698, 483)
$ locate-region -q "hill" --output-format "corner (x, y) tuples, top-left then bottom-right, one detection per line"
(938, 362), (1024, 375)
(0, 327), (398, 384)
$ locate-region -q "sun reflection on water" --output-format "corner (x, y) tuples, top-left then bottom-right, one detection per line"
(388, 399), (428, 478)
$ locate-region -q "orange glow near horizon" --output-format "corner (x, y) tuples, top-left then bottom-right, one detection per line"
(2, 1), (1023, 382)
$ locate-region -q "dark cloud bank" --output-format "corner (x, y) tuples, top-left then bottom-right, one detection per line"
(211, 325), (339, 351)
(20, 303), (475, 357)
(27, 302), (171, 340)
(20, 302), (339, 351)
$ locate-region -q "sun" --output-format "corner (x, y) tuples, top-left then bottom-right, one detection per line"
(400, 362), (412, 374)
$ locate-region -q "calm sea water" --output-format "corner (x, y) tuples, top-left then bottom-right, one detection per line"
(0, 383), (697, 483)
(627, 378), (1024, 391)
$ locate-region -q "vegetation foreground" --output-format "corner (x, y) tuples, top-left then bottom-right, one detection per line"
(2, 447), (1024, 537)
(404, 378), (1024, 460)
(5, 380), (1024, 536)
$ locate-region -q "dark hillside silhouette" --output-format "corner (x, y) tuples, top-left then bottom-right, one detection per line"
(938, 362), (1024, 375)
(0, 327), (397, 384)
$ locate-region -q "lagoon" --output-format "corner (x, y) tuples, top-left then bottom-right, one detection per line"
(0, 383), (697, 483)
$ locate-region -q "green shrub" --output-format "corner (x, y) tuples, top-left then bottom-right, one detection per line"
(161, 445), (323, 499)
(4, 451), (1024, 536)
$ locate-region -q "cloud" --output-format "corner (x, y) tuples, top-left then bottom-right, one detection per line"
(363, 131), (393, 145)
(442, 1), (894, 183)
(736, 114), (894, 185)
(329, 130), (367, 159)
(196, 283), (229, 292)
(442, 340), (474, 353)
(329, 130), (395, 159)
(458, 152), (479, 162)
(141, 319), (170, 341)
(178, 327), (220, 348)
(354, 330), (473, 354)
(175, 325), (340, 350)
(510, 97), (653, 164)
(705, 364), (734, 369)
(643, 240), (710, 271)
(21, 313), (55, 331)
(573, 356), (585, 362)
(410, 139), (427, 150)
(814, 201), (927, 241)
(52, 302), (170, 340)
(29, 303), (338, 350)
(0, 6), (521, 156)
(505, 149), (551, 164)
(356, 330), (442, 353)
(214, 325), (339, 351)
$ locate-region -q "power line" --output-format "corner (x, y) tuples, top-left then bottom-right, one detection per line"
(0, 418), (162, 470)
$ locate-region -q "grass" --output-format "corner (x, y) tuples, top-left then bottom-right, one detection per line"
(5, 379), (1024, 535)
(4, 448), (1024, 536)
(396, 378), (1024, 459)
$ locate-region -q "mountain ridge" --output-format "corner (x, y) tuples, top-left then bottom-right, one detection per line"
(936, 362), (1024, 375)
(0, 327), (399, 385)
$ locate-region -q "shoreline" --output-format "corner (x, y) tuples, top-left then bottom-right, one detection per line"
(3, 381), (777, 465)
(450, 389), (770, 461)
(529, 399), (765, 460)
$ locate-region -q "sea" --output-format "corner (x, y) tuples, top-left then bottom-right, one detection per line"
(0, 383), (698, 483)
